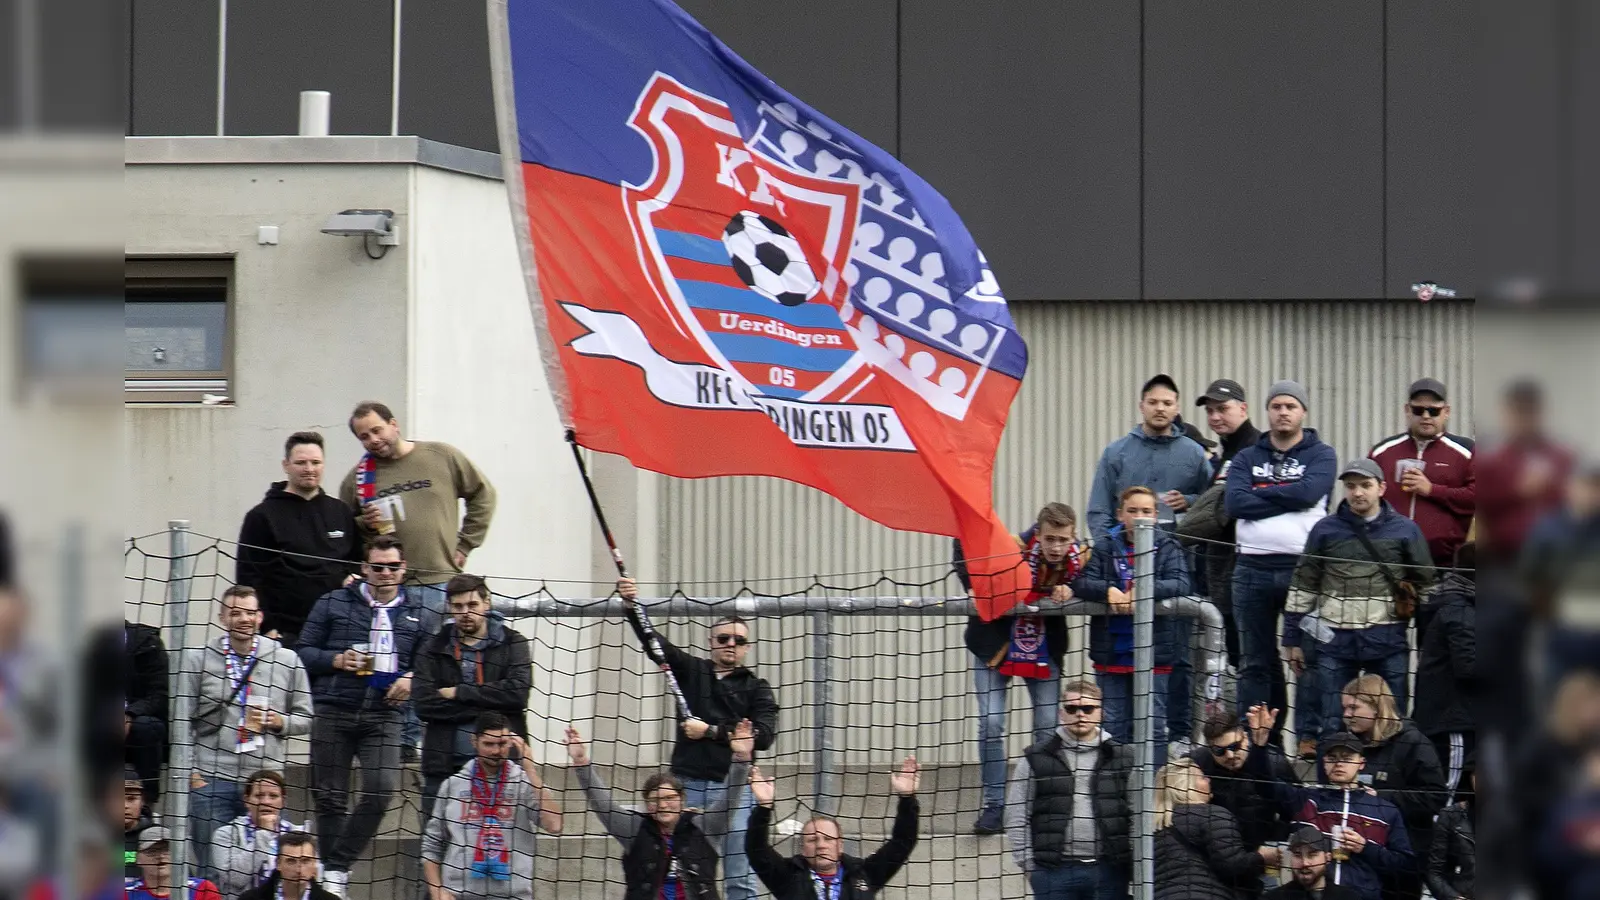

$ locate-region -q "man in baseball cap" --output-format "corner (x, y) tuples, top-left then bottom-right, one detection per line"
(1369, 378), (1475, 568)
(128, 827), (223, 900)
(1263, 826), (1361, 899)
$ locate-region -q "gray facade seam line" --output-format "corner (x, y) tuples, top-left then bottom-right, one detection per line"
(123, 135), (505, 181)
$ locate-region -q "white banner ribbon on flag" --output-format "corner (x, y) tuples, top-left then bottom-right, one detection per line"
(562, 302), (917, 452)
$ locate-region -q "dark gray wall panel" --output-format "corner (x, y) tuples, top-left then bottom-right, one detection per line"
(1144, 1), (1384, 299)
(901, 0), (1140, 301)
(1385, 0), (1474, 298)
(1477, 0), (1562, 300)
(40, 0), (125, 129)
(224, 0), (394, 137)
(399, 0), (496, 151)
(1570, 0), (1600, 294)
(129, 0), (218, 135)
(676, 0), (898, 154)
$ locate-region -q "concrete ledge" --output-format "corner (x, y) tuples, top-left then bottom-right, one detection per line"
(124, 136), (503, 181)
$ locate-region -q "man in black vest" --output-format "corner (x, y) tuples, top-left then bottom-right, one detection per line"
(1005, 680), (1133, 900)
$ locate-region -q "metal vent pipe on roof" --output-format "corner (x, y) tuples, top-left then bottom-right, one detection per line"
(298, 91), (331, 137)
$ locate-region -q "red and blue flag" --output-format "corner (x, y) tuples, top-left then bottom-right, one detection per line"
(489, 0), (1030, 617)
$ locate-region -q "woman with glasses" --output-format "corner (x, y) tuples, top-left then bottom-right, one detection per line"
(1189, 714), (1300, 897)
(567, 721), (753, 900)
(1153, 757), (1277, 899)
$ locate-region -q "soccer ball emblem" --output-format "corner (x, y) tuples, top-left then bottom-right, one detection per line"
(722, 211), (820, 307)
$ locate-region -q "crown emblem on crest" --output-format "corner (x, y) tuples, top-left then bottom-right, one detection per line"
(748, 101), (1011, 419)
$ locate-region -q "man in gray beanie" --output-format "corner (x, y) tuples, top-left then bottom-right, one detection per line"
(1224, 380), (1337, 755)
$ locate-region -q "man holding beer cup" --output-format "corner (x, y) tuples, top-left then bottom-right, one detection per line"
(1243, 708), (1413, 900)
(296, 536), (443, 896)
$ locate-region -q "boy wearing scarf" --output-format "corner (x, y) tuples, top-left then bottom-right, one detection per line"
(961, 502), (1088, 835)
(422, 712), (563, 900)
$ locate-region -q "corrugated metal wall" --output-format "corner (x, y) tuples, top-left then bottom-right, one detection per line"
(656, 300), (1475, 765)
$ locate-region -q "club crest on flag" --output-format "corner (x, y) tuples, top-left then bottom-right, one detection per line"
(618, 73), (1014, 421)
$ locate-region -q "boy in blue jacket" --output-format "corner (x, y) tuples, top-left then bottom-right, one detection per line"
(1071, 486), (1191, 764)
(1244, 707), (1414, 900)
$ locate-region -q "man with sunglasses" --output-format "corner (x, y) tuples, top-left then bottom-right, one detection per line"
(295, 536), (443, 896)
(1189, 713), (1301, 898)
(1369, 378), (1475, 573)
(1005, 681), (1134, 900)
(618, 577), (779, 900)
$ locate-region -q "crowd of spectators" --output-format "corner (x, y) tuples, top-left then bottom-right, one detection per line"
(98, 379), (1600, 899)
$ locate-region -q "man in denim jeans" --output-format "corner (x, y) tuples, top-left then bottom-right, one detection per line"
(618, 577), (778, 900)
(181, 587), (313, 877)
(296, 536), (441, 897)
(963, 502), (1085, 835)
(1224, 381), (1337, 757)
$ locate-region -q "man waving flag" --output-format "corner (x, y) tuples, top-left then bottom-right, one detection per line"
(488, 0), (1030, 617)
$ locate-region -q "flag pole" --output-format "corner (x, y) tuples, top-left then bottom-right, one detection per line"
(566, 431), (694, 720)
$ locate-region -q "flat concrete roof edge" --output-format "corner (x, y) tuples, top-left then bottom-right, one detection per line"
(124, 135), (504, 181)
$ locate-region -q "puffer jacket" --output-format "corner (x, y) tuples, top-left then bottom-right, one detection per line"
(1073, 526), (1192, 669)
(1282, 500), (1434, 649)
(294, 583), (442, 709)
(1154, 803), (1265, 900)
(1425, 803), (1475, 900)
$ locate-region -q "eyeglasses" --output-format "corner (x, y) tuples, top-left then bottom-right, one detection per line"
(365, 561), (403, 572)
(713, 634), (750, 647)
(1209, 741), (1245, 755)
(1409, 405), (1444, 417)
(1061, 704), (1101, 715)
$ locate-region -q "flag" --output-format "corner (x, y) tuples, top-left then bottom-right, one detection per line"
(488, 0), (1031, 618)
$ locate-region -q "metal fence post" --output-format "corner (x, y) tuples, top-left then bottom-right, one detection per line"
(1131, 518), (1157, 900)
(811, 610), (839, 819)
(164, 520), (196, 887)
(58, 523), (85, 900)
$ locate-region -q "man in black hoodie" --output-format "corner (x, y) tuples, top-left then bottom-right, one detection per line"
(411, 573), (532, 825)
(236, 432), (362, 646)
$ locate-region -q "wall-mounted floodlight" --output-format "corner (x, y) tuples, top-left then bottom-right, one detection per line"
(321, 208), (399, 259)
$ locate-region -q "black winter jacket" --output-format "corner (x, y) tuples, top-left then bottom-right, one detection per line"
(123, 622), (169, 726)
(1023, 732), (1135, 871)
(239, 871), (342, 900)
(412, 616), (532, 777)
(1189, 745), (1299, 853)
(1350, 722), (1446, 853)
(1425, 803), (1475, 900)
(1261, 882), (1362, 900)
(746, 799), (919, 900)
(626, 622), (779, 781)
(1154, 804), (1266, 900)
(236, 483), (363, 638)
(1412, 573), (1476, 738)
